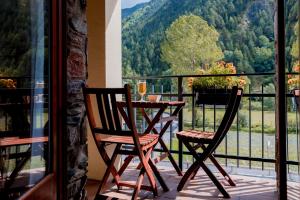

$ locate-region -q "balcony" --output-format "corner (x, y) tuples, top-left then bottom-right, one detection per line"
(83, 73), (300, 199)
(0, 1), (298, 199)
(0, 75), (299, 199)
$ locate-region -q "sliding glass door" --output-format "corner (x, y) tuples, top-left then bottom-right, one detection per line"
(0, 1), (62, 199)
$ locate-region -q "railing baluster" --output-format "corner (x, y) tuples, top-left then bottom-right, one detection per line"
(170, 86), (173, 153)
(249, 85), (252, 169)
(202, 104), (205, 131)
(286, 89), (289, 174)
(134, 85), (137, 131)
(237, 106), (240, 168)
(178, 77), (183, 170)
(262, 84), (265, 171)
(296, 106), (300, 174)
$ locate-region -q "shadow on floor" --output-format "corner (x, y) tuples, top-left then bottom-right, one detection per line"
(85, 166), (299, 200)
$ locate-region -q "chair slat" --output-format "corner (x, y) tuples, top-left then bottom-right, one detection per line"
(102, 93), (115, 131)
(110, 94), (121, 131)
(96, 93), (107, 130)
(93, 128), (132, 136)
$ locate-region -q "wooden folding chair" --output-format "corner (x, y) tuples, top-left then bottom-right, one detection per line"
(83, 84), (168, 200)
(176, 86), (243, 198)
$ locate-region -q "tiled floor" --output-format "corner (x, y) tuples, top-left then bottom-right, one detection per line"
(86, 166), (300, 200)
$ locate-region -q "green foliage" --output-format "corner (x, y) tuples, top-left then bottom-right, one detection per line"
(0, 1), (49, 77)
(161, 14), (223, 74)
(238, 112), (248, 128)
(291, 22), (299, 60)
(122, 0), (298, 80)
(263, 83), (275, 111)
(191, 62), (249, 89)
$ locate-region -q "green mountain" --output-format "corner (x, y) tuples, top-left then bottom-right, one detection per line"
(122, 0), (299, 77)
(122, 3), (147, 20)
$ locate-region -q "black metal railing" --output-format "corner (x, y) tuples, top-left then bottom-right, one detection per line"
(123, 73), (300, 178)
(0, 76), (49, 135)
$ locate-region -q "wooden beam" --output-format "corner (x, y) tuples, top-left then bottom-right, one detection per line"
(275, 0), (287, 199)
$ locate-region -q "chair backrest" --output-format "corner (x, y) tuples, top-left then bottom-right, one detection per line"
(202, 86), (243, 159)
(0, 88), (31, 138)
(83, 84), (138, 140)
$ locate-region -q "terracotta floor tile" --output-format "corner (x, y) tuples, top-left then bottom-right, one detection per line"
(85, 166), (299, 200)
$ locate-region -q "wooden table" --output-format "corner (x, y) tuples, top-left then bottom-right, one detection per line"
(0, 136), (48, 190)
(117, 101), (185, 176)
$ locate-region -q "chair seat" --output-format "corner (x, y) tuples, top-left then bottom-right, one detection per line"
(176, 130), (215, 143)
(95, 133), (159, 149)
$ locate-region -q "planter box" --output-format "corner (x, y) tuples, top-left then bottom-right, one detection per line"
(194, 88), (231, 105)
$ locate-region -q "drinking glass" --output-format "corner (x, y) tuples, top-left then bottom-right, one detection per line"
(137, 80), (147, 101)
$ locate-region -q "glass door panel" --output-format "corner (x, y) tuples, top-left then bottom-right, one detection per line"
(0, 0), (50, 199)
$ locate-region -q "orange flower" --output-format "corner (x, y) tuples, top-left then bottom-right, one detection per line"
(188, 77), (194, 88)
(226, 63), (234, 68)
(293, 65), (300, 72)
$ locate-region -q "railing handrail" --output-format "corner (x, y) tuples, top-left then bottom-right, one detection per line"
(123, 72), (298, 80)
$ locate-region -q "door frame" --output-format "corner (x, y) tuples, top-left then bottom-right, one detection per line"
(20, 0), (66, 199)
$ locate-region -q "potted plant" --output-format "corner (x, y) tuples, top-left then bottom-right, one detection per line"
(188, 61), (249, 105)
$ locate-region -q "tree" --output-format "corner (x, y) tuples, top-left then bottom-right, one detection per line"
(160, 14), (224, 74)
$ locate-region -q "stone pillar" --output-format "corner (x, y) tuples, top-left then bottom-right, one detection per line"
(66, 0), (88, 199)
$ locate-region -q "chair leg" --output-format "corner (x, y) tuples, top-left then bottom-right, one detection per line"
(190, 147), (235, 186)
(97, 164), (113, 194)
(5, 147), (32, 189)
(97, 144), (121, 194)
(190, 165), (201, 180)
(177, 160), (201, 191)
(180, 140), (230, 198)
(139, 148), (158, 197)
(132, 168), (145, 200)
(118, 155), (134, 176)
(200, 145), (235, 186)
(207, 154), (235, 186)
(200, 162), (230, 198)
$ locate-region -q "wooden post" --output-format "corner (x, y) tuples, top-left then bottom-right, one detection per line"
(275, 0), (287, 199)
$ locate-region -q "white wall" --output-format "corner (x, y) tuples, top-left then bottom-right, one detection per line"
(86, 0), (122, 180)
(106, 0), (122, 88)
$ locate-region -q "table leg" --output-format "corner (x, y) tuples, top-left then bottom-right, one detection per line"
(158, 138), (183, 176)
(141, 108), (183, 176)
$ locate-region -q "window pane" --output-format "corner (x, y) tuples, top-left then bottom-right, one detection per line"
(0, 0), (50, 198)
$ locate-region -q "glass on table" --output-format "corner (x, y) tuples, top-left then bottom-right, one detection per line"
(137, 80), (147, 101)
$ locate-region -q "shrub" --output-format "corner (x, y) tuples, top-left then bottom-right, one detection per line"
(188, 61), (250, 90)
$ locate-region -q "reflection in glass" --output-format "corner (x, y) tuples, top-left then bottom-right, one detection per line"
(0, 1), (49, 198)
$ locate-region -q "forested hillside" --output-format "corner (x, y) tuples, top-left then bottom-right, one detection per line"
(0, 1), (48, 77)
(122, 0), (299, 77)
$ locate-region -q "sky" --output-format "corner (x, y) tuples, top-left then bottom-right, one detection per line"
(121, 0), (151, 9)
